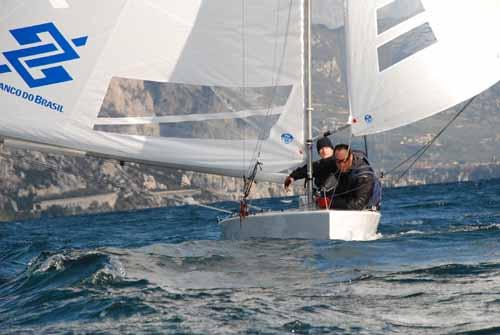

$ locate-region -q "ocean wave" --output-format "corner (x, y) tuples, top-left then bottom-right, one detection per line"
(0, 249), (131, 296)
(95, 297), (157, 320)
(4, 179), (500, 334)
(101, 241), (328, 290)
(398, 200), (453, 209)
(400, 230), (425, 235)
(382, 223), (500, 241)
(27, 250), (107, 275)
(283, 320), (346, 334)
(381, 230), (426, 239)
(456, 326), (500, 335)
(449, 223), (500, 233)
(85, 255), (127, 287)
(404, 220), (425, 226)
(389, 262), (500, 278)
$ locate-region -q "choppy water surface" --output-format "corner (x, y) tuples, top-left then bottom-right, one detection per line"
(2, 180), (500, 334)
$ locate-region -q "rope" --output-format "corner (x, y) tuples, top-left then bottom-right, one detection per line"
(241, 0), (248, 182)
(384, 96), (477, 182)
(246, 0), (294, 177)
(243, 161), (262, 199)
(237, 0), (293, 209)
(0, 149), (131, 190)
(324, 129), (354, 208)
(289, 95), (477, 210)
(184, 197), (233, 214)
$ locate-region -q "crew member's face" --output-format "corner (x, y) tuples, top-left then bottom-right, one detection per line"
(335, 149), (352, 173)
(319, 146), (334, 159)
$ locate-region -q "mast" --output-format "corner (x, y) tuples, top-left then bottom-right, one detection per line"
(305, 0), (314, 207)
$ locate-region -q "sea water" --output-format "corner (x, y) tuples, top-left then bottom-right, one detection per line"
(1, 179), (500, 334)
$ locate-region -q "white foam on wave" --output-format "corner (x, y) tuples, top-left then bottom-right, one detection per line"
(108, 240), (331, 291)
(401, 230), (425, 235)
(89, 253), (127, 285)
(405, 220), (424, 226)
(451, 223), (500, 233)
(29, 251), (100, 274)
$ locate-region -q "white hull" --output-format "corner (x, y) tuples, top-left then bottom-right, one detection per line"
(220, 209), (381, 241)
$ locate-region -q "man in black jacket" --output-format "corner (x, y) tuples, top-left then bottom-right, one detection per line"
(284, 140), (381, 210)
(284, 136), (337, 192)
(330, 143), (381, 210)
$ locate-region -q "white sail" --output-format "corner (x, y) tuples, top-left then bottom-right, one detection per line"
(0, 0), (305, 181)
(346, 0), (500, 136)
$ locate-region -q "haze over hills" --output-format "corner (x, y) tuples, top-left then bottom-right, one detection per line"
(1, 2), (499, 220)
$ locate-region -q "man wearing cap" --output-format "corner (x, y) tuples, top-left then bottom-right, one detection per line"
(284, 138), (381, 210)
(284, 136), (337, 195)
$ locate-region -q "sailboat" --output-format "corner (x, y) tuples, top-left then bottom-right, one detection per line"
(1, 1), (499, 240)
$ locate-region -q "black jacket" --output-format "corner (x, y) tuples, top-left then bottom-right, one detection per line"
(289, 151), (380, 210)
(289, 156), (337, 190)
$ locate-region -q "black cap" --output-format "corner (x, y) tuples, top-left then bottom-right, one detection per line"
(316, 136), (333, 152)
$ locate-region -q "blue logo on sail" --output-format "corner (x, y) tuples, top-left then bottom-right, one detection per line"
(0, 22), (87, 88)
(281, 133), (294, 144)
(364, 114), (373, 124)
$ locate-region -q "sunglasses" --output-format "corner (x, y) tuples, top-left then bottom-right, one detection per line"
(335, 151), (351, 164)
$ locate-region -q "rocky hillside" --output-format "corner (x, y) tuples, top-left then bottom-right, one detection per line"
(0, 144), (293, 221)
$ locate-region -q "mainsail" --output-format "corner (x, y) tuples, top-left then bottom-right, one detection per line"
(346, 0), (500, 136)
(0, 0), (305, 181)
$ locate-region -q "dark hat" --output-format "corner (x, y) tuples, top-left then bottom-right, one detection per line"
(316, 136), (333, 152)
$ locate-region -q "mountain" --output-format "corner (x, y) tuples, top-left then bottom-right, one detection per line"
(1, 8), (500, 220)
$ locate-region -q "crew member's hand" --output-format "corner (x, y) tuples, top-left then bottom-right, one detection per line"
(284, 176), (294, 190)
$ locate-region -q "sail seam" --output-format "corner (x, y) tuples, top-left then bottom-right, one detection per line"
(93, 108), (285, 125)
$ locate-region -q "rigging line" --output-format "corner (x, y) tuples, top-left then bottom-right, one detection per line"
(389, 96), (478, 182)
(326, 179), (375, 199)
(318, 124), (351, 139)
(383, 135), (433, 176)
(184, 197), (233, 214)
(238, 0), (257, 209)
(0, 151), (66, 174)
(194, 203), (233, 214)
(0, 150), (128, 189)
(326, 182), (362, 198)
(327, 129), (355, 208)
(241, 0), (247, 179)
(246, 0), (283, 173)
(243, 161), (262, 198)
(381, 131), (387, 177)
(246, 0), (294, 177)
(0, 146), (224, 200)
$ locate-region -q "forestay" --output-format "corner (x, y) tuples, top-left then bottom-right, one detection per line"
(0, 0), (305, 181)
(346, 0), (500, 136)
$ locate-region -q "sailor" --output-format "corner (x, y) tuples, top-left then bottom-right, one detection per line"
(284, 139), (381, 210)
(329, 144), (381, 210)
(284, 136), (336, 190)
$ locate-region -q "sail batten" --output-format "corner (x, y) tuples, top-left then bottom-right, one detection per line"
(93, 106), (286, 125)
